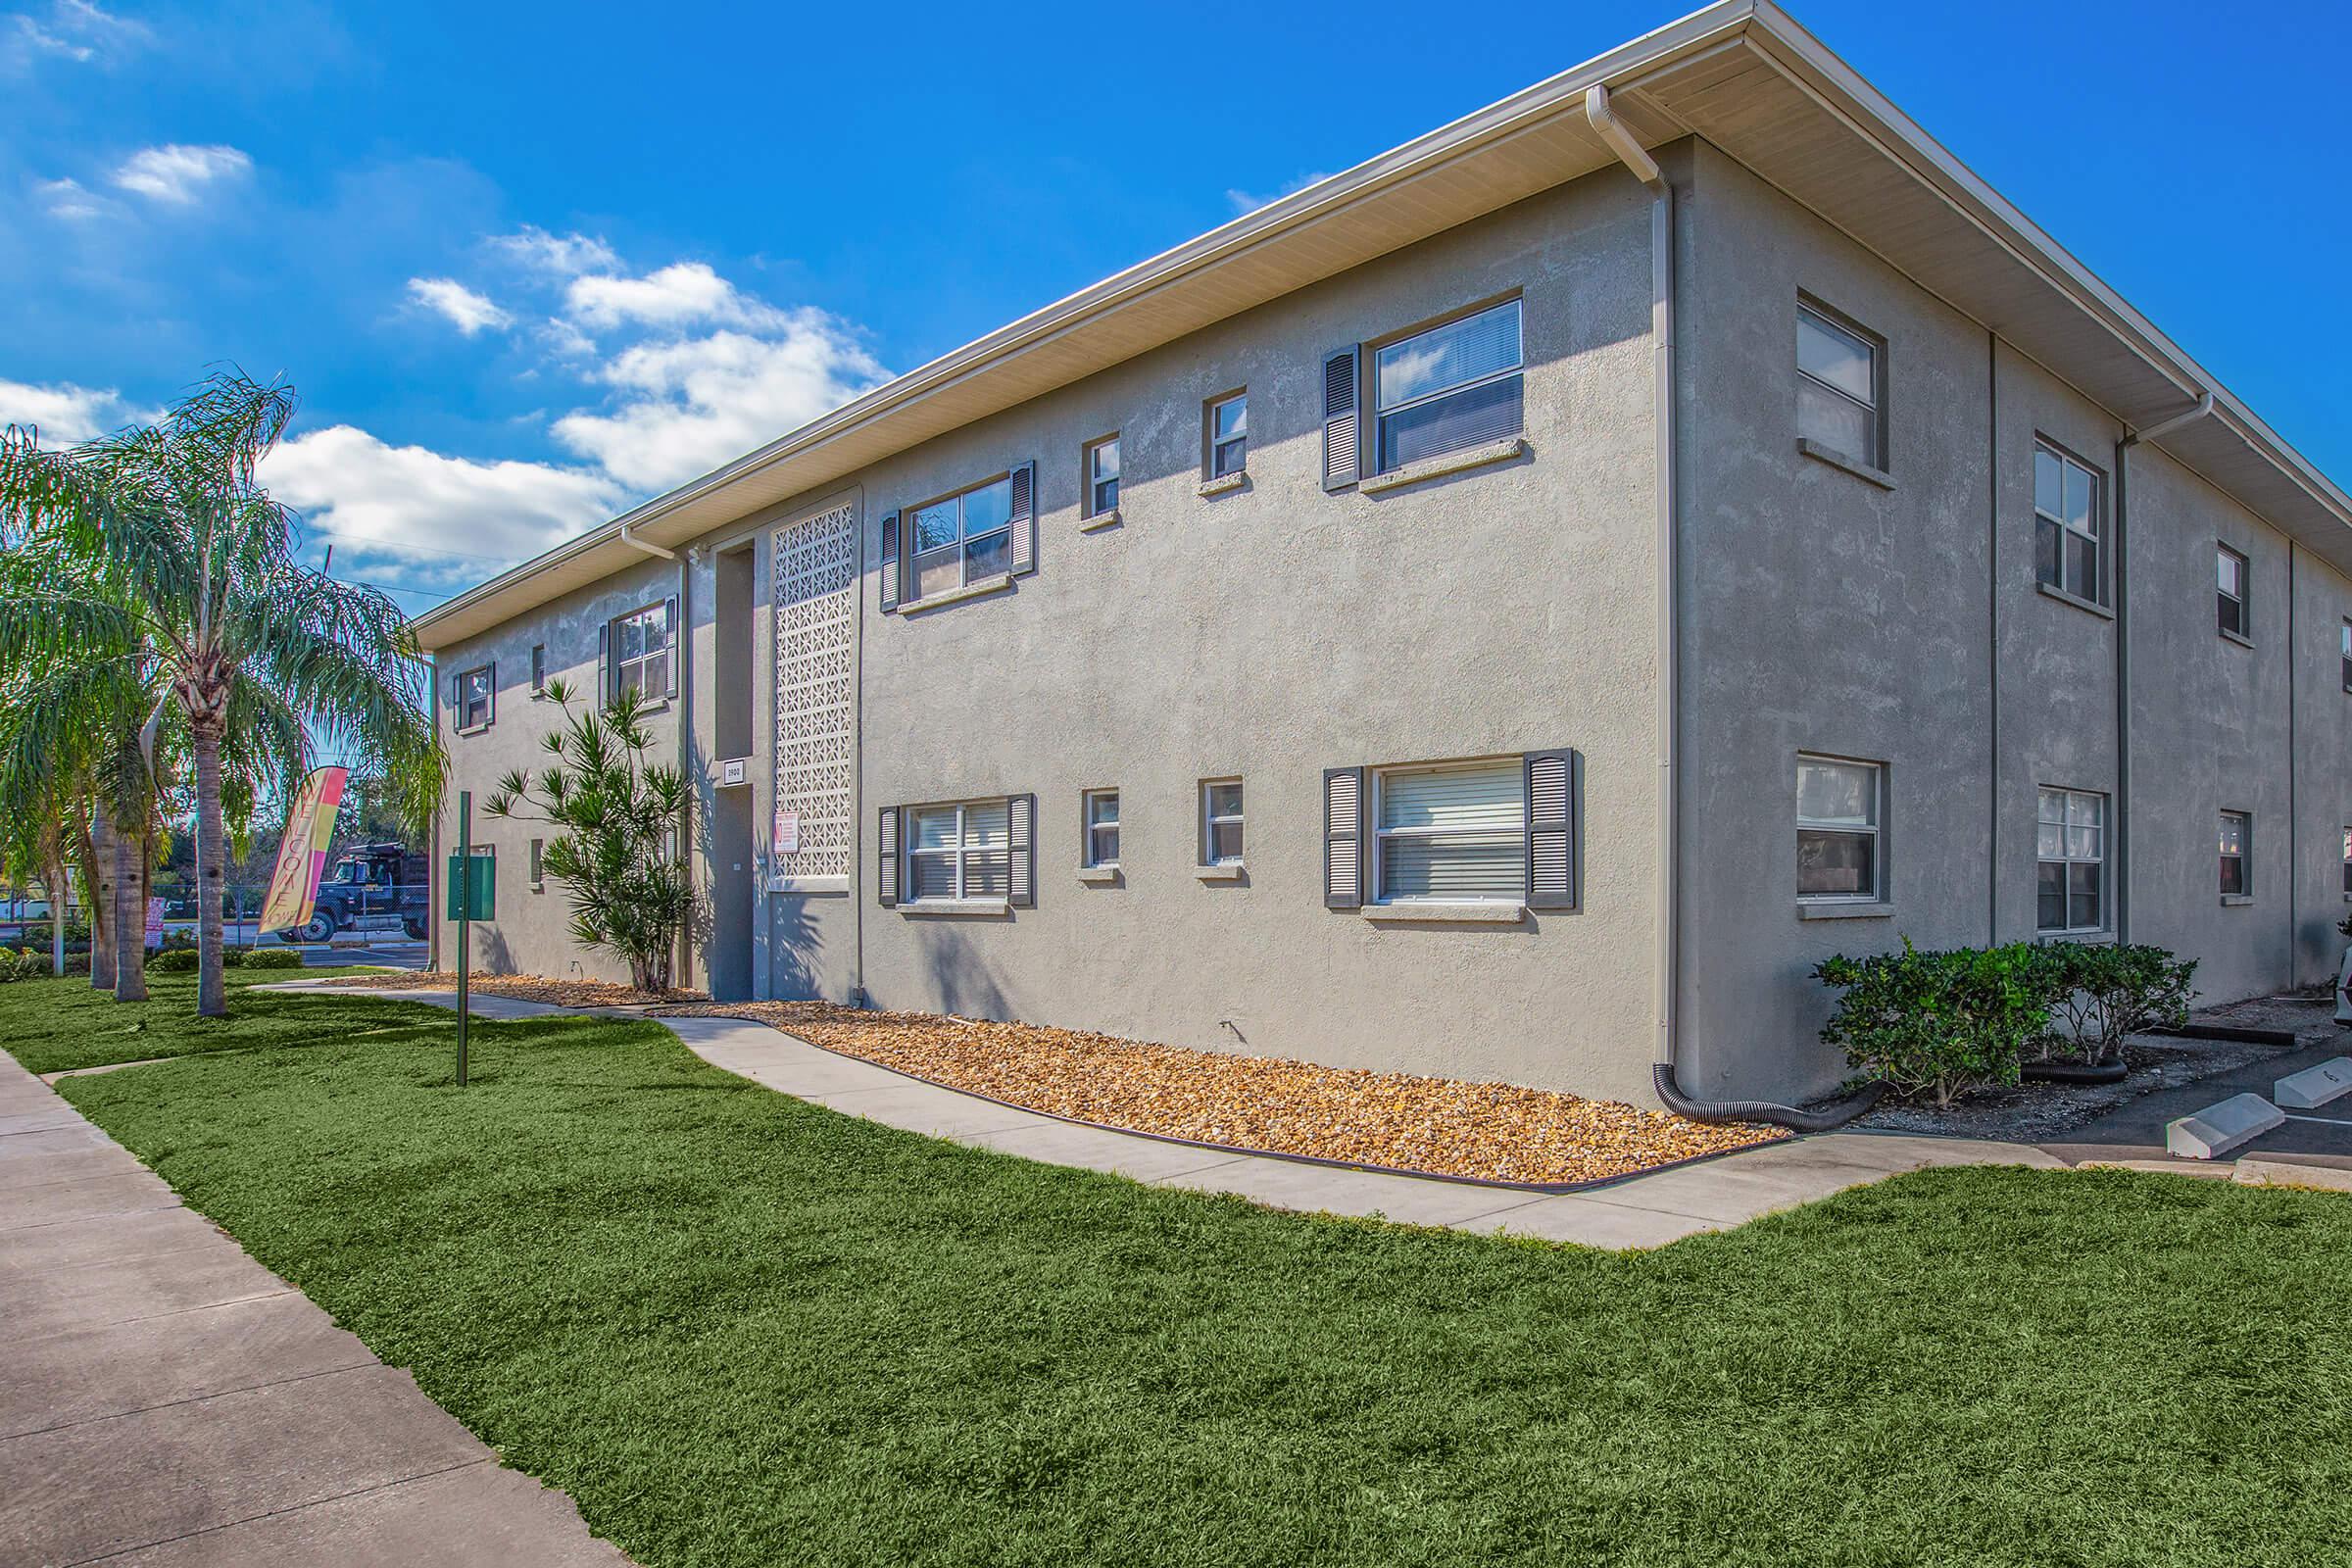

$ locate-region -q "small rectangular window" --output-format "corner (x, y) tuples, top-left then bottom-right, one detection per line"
(457, 665), (494, 732)
(906, 800), (1011, 903)
(1796, 301), (1883, 468)
(1083, 789), (1119, 867)
(2035, 788), (2107, 934)
(1085, 434), (1120, 517)
(2034, 443), (2104, 604)
(612, 602), (672, 700)
(528, 838), (544, 891)
(2219, 809), (2251, 897)
(2341, 826), (2351, 896)
(529, 644), (546, 694)
(2339, 620), (2349, 693)
(1205, 392), (1247, 478)
(1201, 779), (1244, 865)
(1796, 755), (1883, 902)
(1374, 760), (1526, 903)
(2217, 545), (2250, 640)
(1373, 298), (1523, 472)
(908, 473), (1014, 600)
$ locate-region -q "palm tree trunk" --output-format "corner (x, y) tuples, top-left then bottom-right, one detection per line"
(88, 809), (116, 991)
(194, 722), (227, 1016)
(113, 810), (147, 1003)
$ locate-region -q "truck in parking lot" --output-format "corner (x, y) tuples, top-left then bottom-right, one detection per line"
(298, 842), (429, 944)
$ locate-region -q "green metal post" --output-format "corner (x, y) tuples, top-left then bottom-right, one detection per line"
(456, 790), (470, 1087)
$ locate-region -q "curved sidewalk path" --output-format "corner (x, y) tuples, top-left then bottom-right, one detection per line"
(0, 1049), (630, 1568)
(305, 985), (2063, 1249)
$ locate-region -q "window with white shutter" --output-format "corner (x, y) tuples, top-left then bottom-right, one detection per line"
(904, 800), (1014, 904)
(1373, 760), (1527, 903)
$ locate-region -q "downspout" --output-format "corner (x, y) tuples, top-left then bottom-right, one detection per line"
(619, 521), (677, 561)
(1588, 85), (1884, 1133)
(2116, 392), (2212, 949)
(675, 549), (693, 991)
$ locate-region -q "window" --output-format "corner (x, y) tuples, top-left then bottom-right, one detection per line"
(1796, 756), (1883, 902)
(1083, 790), (1120, 867)
(1375, 760), (1526, 903)
(1796, 302), (1883, 468)
(1205, 392), (1247, 478)
(2217, 545), (2250, 640)
(1373, 298), (1524, 473)
(1201, 779), (1244, 864)
(2219, 810), (2250, 897)
(909, 473), (1013, 599)
(2034, 443), (2103, 603)
(906, 800), (1011, 903)
(2341, 826), (2351, 896)
(528, 838), (544, 891)
(2035, 789), (2107, 934)
(529, 644), (546, 695)
(612, 602), (672, 700)
(2340, 620), (2350, 693)
(1085, 434), (1120, 517)
(457, 665), (493, 732)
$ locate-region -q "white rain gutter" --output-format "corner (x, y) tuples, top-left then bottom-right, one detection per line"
(1584, 84), (1682, 1088)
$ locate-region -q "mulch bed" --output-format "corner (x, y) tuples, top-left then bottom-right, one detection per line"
(316, 971), (706, 1007)
(651, 1000), (1784, 1187)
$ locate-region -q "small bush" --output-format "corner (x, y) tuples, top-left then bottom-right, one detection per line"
(149, 948), (200, 973)
(2034, 943), (2197, 1063)
(0, 948), (48, 983)
(1815, 940), (2049, 1106)
(242, 948), (305, 970)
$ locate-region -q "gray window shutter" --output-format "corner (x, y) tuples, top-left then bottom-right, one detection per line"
(880, 511), (902, 612)
(597, 623), (610, 703)
(662, 595), (679, 698)
(876, 806), (900, 906)
(1525, 750), (1576, 910)
(1322, 348), (1360, 490)
(1009, 793), (1036, 906)
(1324, 766), (1364, 907)
(1008, 462), (1037, 576)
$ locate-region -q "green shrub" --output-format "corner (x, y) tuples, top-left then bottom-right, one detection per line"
(0, 948), (47, 983)
(241, 948), (304, 970)
(149, 948), (200, 973)
(2034, 943), (2197, 1064)
(1815, 940), (2048, 1106)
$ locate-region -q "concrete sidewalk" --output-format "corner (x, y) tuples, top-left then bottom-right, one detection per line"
(0, 1052), (629, 1568)
(278, 984), (2063, 1249)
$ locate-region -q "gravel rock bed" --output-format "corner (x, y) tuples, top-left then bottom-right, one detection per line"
(317, 971), (705, 1007)
(652, 1001), (1785, 1187)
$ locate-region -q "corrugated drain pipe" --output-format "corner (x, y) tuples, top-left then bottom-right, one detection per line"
(1585, 84), (1883, 1133)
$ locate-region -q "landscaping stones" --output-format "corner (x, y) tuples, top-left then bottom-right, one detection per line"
(651, 1000), (1782, 1187)
(319, 970), (704, 1007)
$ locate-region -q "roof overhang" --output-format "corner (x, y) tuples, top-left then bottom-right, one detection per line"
(413, 0), (2352, 650)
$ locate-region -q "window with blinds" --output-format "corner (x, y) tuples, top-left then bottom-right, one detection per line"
(1374, 760), (1527, 902)
(1373, 299), (1522, 473)
(906, 800), (1011, 902)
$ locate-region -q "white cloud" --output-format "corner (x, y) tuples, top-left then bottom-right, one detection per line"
(8, 0), (147, 65)
(407, 276), (511, 336)
(111, 143), (251, 205)
(34, 175), (100, 220)
(0, 377), (147, 442)
(552, 318), (883, 492)
(1225, 170), (1336, 218)
(262, 425), (623, 584)
(489, 225), (618, 277)
(564, 262), (781, 332)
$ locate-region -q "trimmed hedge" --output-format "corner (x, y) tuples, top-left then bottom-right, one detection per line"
(242, 948), (304, 970)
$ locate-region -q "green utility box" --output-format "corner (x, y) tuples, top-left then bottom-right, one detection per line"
(445, 853), (495, 921)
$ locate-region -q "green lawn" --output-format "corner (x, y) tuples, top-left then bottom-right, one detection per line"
(15, 975), (2351, 1567)
(2, 966), (423, 1075)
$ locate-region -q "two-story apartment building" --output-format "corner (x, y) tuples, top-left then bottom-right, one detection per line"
(414, 0), (2352, 1108)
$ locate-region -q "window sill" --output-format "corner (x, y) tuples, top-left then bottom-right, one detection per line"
(1197, 472), (1248, 499)
(1196, 862), (1247, 882)
(2035, 928), (2115, 947)
(2220, 627), (2255, 650)
(1077, 509), (1122, 533)
(1797, 901), (1895, 920)
(1362, 901), (1526, 924)
(901, 898), (1011, 917)
(902, 573), (1014, 614)
(2035, 581), (2115, 621)
(2221, 893), (2254, 907)
(767, 875), (850, 896)
(1797, 439), (1895, 491)
(454, 724), (492, 737)
(1358, 436), (1527, 495)
(1076, 865), (1121, 885)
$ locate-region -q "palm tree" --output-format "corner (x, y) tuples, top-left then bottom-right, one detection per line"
(0, 370), (441, 1015)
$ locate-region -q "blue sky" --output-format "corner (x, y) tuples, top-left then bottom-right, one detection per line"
(4, 0), (2347, 619)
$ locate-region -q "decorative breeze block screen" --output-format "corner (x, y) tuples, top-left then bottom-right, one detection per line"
(771, 502), (857, 879)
